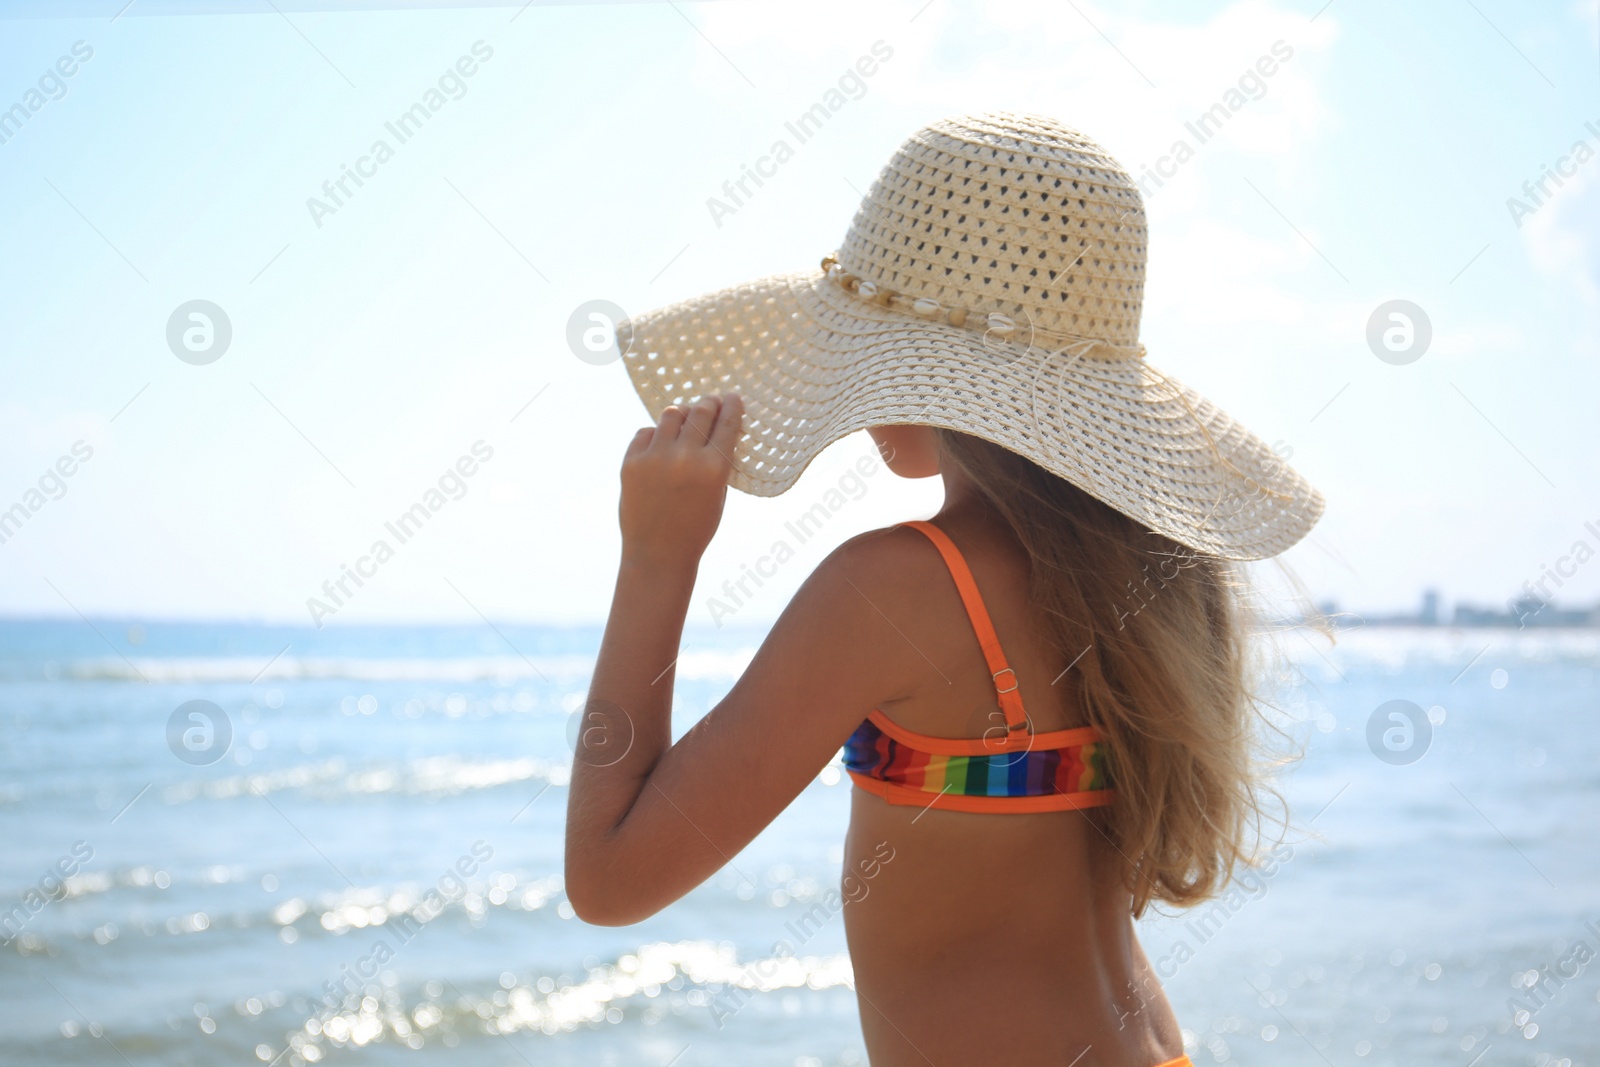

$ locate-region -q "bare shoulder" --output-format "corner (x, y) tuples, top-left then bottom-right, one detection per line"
(723, 525), (950, 716)
(809, 516), (1038, 663)
(764, 525), (950, 671)
(805, 524), (950, 607)
(816, 518), (1029, 604)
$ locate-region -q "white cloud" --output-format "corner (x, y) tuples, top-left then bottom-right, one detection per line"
(1521, 150), (1600, 308)
(690, 0), (1346, 334)
(692, 0), (1339, 175)
(1149, 215), (1314, 327)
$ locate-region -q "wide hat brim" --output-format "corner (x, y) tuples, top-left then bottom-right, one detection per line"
(616, 266), (1324, 562)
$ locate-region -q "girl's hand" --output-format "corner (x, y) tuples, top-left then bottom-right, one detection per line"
(619, 393), (743, 567)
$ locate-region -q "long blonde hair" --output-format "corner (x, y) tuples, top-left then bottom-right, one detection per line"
(935, 429), (1286, 917)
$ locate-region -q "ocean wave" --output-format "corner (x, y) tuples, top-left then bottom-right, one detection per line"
(32, 937), (853, 1060)
(58, 655), (598, 684)
(5, 869), (568, 958)
(278, 940), (854, 1057)
(19, 648), (759, 685)
(159, 755), (571, 805)
(0, 862), (172, 911)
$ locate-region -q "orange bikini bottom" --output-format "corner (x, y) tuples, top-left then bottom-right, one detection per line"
(1154, 1057), (1194, 1067)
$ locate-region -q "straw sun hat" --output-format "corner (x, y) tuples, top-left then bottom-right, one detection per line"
(615, 111), (1323, 560)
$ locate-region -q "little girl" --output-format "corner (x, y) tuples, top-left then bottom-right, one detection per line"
(565, 113), (1323, 1066)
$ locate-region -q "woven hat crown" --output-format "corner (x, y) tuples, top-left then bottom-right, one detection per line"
(836, 112), (1147, 348)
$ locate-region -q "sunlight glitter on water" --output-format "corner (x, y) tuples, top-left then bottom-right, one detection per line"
(264, 941), (854, 1064)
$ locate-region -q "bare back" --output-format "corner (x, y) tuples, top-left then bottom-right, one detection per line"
(838, 515), (1183, 1066)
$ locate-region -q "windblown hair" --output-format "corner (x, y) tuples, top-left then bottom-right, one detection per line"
(934, 429), (1288, 917)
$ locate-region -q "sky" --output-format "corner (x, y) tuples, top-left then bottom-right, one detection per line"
(0, 0), (1597, 628)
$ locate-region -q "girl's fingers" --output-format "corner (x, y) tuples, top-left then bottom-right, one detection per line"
(709, 392), (743, 454)
(682, 396), (721, 445)
(625, 426), (654, 459)
(653, 405), (687, 444)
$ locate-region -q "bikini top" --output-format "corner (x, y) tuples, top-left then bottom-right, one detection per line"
(841, 520), (1115, 814)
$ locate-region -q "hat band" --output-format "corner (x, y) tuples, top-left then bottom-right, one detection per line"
(820, 254), (1147, 362)
(819, 253), (1295, 509)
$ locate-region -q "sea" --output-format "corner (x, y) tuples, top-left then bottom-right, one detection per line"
(0, 618), (1596, 1067)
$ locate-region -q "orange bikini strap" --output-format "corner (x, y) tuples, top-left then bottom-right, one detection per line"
(901, 520), (1029, 732)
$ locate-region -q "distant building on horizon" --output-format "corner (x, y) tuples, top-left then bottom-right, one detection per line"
(1315, 589), (1600, 629)
(1420, 589), (1439, 626)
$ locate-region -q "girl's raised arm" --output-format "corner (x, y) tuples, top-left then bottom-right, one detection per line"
(563, 394), (921, 926)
